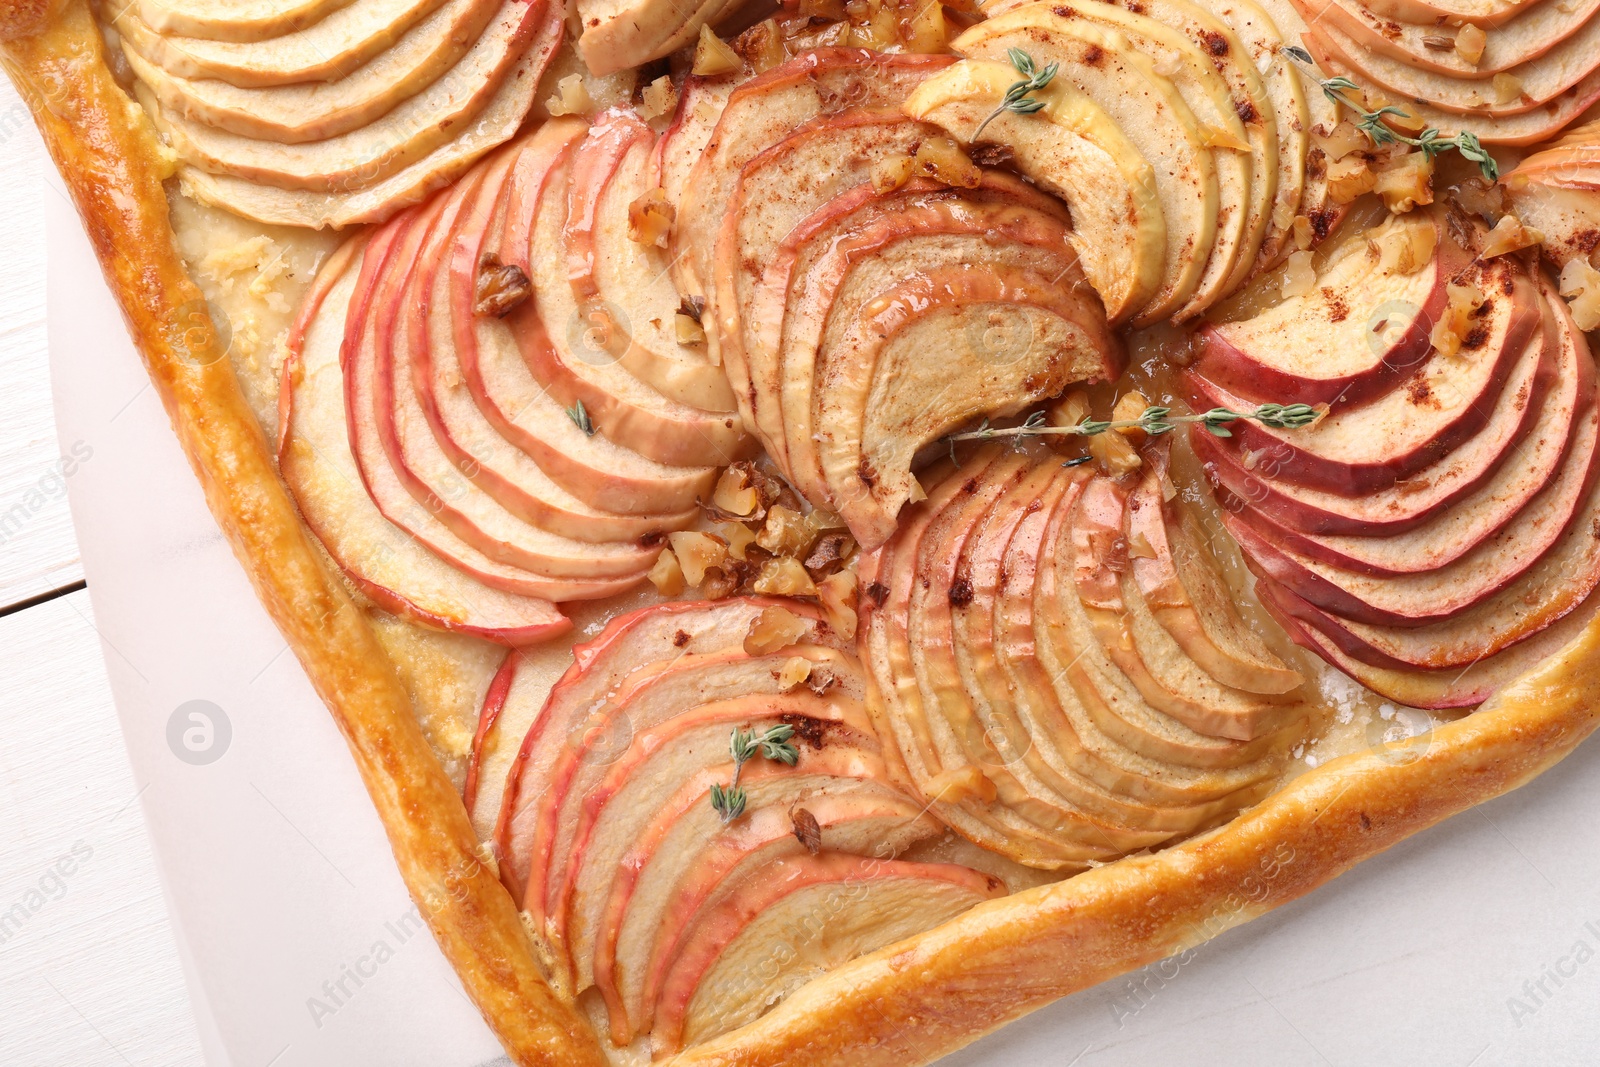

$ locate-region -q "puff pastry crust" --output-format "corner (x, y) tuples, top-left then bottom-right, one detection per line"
(6, 2), (1599, 1065)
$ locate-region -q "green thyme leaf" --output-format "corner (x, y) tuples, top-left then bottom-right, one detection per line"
(566, 399), (595, 436)
(972, 50), (1058, 140)
(945, 401), (1325, 446)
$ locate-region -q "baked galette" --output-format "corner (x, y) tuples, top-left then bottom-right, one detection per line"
(6, 0), (1600, 1061)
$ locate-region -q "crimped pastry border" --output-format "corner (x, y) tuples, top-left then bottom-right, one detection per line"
(5, 3), (1597, 1065)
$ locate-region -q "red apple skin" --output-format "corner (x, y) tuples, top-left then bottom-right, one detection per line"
(493, 599), (836, 906)
(650, 852), (1004, 1054)
(563, 108), (652, 305)
(280, 214), (569, 646)
(463, 650), (517, 818)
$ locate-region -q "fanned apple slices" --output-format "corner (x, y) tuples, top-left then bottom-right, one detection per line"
(281, 124), (727, 643)
(1196, 241), (1600, 706)
(917, 0), (1345, 325)
(492, 598), (1007, 1054)
(1503, 123), (1600, 273)
(857, 446), (1309, 870)
(121, 0), (563, 226)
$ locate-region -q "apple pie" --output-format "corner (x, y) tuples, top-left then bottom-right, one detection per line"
(6, 0), (1600, 1062)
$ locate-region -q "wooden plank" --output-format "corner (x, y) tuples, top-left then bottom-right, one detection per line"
(0, 590), (202, 1065)
(0, 79), (85, 610)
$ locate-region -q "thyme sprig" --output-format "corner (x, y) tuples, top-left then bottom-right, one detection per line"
(566, 399), (595, 436)
(1283, 46), (1498, 181)
(972, 48), (1059, 141)
(948, 402), (1323, 446)
(710, 724), (799, 823)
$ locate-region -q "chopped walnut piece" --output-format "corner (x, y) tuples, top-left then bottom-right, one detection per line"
(1455, 24), (1487, 64)
(712, 466), (761, 518)
(815, 570), (859, 641)
(1326, 155), (1377, 204)
(647, 548), (686, 596)
(1373, 151), (1434, 213)
(1046, 389), (1093, 458)
(901, 0), (949, 53)
(721, 521), (759, 561)
(1431, 280), (1486, 357)
(693, 24), (743, 76)
(700, 564), (741, 600)
(675, 313), (706, 346)
(777, 656), (814, 690)
(638, 75), (678, 121)
(1089, 429), (1143, 477)
(744, 605), (811, 655)
(668, 531), (728, 586)
(871, 154), (914, 195)
(627, 187), (674, 249)
(757, 505), (813, 557)
(1560, 258), (1600, 331)
(1292, 214), (1315, 250)
(1112, 390), (1152, 444)
(545, 73), (592, 118)
(1316, 120), (1370, 162)
(752, 556), (818, 597)
(912, 135), (982, 189)
(1479, 213), (1543, 259)
(473, 253), (532, 317)
(804, 532), (855, 575)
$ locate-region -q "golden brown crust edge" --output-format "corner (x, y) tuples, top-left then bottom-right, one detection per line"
(669, 634), (1600, 1067)
(8, 5), (1600, 1065)
(0, 5), (604, 1065)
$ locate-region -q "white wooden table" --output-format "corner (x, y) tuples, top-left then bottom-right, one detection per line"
(0, 80), (204, 1066)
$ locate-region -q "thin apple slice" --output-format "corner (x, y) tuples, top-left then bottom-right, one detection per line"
(1126, 468), (1305, 704)
(517, 145), (746, 468)
(280, 240), (568, 644)
(119, 0), (499, 141)
(905, 59), (1166, 326)
(575, 0), (734, 75)
(136, 0), (358, 42)
(819, 260), (1117, 548)
(357, 175), (653, 591)
(1207, 0), (1312, 273)
(1230, 290), (1589, 576)
(1188, 254), (1541, 494)
(1045, 0), (1273, 314)
(1260, 576), (1600, 708)
(1504, 175), (1600, 269)
(422, 130), (696, 541)
(1194, 304), (1546, 535)
(761, 174), (1085, 492)
(620, 788), (937, 1044)
(957, 8), (1219, 325)
(452, 124), (713, 517)
(1303, 39), (1600, 145)
(1043, 480), (1288, 783)
(1192, 211), (1467, 407)
(171, 0), (562, 226)
(564, 110), (738, 415)
(1071, 476), (1304, 745)
(1291, 0), (1600, 78)
(858, 448), (1069, 855)
(652, 73), (742, 211)
(651, 852), (1006, 1054)
(346, 200), (641, 599)
(1259, 434), (1600, 669)
(671, 49), (956, 335)
(535, 644), (869, 946)
(712, 108), (940, 443)
(494, 599), (843, 904)
(913, 455), (1147, 863)
(138, 0), (543, 191)
(951, 462), (1225, 844)
(114, 0), (467, 87)
(1359, 0), (1541, 29)
(1307, 16), (1600, 115)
